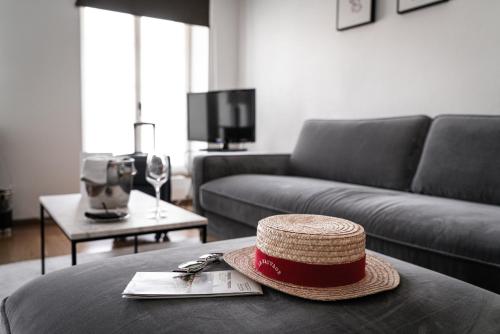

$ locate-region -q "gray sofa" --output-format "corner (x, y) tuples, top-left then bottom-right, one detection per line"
(193, 115), (500, 293)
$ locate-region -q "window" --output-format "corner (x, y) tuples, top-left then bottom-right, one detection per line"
(81, 7), (209, 170)
(81, 8), (136, 156)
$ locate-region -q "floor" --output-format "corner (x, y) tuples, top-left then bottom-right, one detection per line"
(0, 220), (212, 265)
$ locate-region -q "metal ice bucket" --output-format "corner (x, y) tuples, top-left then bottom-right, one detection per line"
(81, 157), (137, 210)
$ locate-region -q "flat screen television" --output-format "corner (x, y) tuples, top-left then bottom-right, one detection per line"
(187, 89), (255, 150)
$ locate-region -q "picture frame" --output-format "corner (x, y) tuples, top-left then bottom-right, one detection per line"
(397, 0), (449, 14)
(336, 0), (375, 31)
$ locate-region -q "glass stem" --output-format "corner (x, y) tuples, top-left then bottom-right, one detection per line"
(155, 185), (160, 220)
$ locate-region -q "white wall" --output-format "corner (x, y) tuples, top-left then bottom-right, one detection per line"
(238, 0), (500, 152)
(209, 0), (242, 90)
(0, 0), (82, 219)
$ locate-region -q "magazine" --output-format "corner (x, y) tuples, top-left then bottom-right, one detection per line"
(122, 270), (263, 299)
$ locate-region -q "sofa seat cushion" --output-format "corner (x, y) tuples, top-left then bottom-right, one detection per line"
(200, 174), (500, 266)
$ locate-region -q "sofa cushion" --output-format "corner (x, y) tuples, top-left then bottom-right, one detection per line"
(290, 116), (431, 191)
(200, 174), (500, 266)
(412, 115), (500, 205)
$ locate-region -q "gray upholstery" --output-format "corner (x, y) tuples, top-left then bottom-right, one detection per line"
(412, 115), (500, 205)
(3, 238), (500, 334)
(193, 115), (500, 293)
(200, 174), (500, 292)
(290, 116), (431, 191)
(192, 154), (290, 214)
(205, 212), (257, 239)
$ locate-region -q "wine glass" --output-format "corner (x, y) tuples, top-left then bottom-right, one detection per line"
(146, 153), (169, 220)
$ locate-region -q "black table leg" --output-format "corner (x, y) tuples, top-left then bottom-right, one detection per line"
(40, 205), (45, 275)
(134, 235), (138, 253)
(71, 241), (77, 266)
(200, 226), (207, 243)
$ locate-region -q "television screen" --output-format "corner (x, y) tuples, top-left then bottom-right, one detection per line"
(188, 89), (255, 144)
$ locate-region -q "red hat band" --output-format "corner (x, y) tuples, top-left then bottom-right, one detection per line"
(254, 247), (366, 288)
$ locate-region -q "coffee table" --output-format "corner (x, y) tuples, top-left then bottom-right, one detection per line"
(39, 190), (207, 274)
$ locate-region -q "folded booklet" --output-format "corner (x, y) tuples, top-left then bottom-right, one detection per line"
(122, 270), (263, 299)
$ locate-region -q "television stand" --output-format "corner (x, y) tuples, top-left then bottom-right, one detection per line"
(201, 148), (248, 152)
(201, 142), (248, 152)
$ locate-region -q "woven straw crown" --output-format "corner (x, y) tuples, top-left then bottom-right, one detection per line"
(256, 214), (365, 264)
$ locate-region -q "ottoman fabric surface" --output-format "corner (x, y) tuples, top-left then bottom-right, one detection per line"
(2, 238), (500, 334)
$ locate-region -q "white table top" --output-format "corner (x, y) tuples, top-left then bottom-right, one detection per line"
(39, 190), (207, 241)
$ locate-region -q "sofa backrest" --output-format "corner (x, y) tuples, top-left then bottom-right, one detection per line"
(290, 116), (431, 191)
(412, 115), (500, 205)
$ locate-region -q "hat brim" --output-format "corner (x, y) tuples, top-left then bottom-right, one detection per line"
(224, 246), (400, 301)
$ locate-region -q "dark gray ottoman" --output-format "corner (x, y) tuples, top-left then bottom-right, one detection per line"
(2, 237), (499, 334)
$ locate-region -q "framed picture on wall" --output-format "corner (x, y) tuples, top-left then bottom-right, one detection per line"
(336, 0), (375, 31)
(397, 0), (448, 14)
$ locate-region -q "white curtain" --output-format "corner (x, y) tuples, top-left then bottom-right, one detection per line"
(81, 7), (209, 171)
(81, 8), (136, 155)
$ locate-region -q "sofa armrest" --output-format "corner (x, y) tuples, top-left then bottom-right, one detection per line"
(192, 154), (291, 214)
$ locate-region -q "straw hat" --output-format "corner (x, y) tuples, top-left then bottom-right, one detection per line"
(224, 214), (400, 301)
